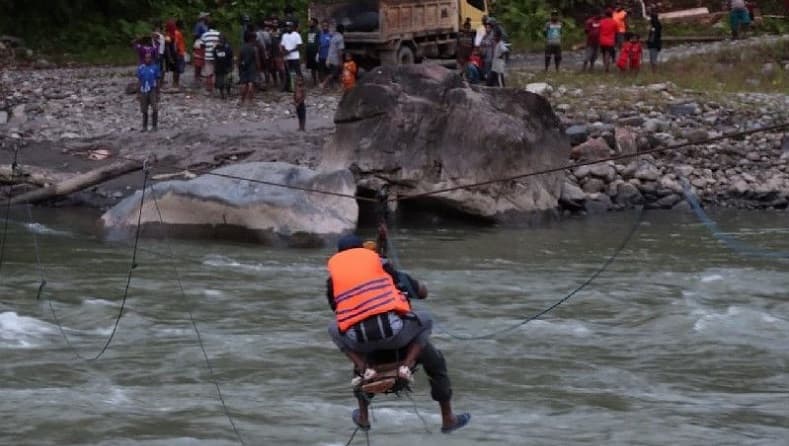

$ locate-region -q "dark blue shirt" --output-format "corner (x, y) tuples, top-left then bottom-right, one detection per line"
(137, 63), (160, 93)
(318, 31), (332, 60)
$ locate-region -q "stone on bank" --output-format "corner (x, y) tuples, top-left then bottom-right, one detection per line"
(101, 162), (357, 244)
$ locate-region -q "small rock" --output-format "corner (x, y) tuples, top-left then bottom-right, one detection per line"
(10, 104), (26, 124)
(0, 110), (7, 125)
(643, 118), (668, 133)
(761, 63), (775, 76)
(615, 182), (643, 206)
(691, 177), (707, 188)
(683, 129), (709, 143)
(676, 165), (694, 178)
(60, 132), (80, 139)
(589, 163), (616, 182)
(672, 200), (691, 212)
(635, 165), (660, 182)
(614, 127), (638, 155)
(565, 124), (589, 145)
(582, 177), (607, 193)
(645, 83), (668, 92)
(570, 137), (610, 161)
(560, 181), (586, 209)
(654, 193), (682, 208)
(556, 103), (570, 112)
(746, 151), (761, 162)
(573, 165), (591, 179)
(731, 179), (749, 195)
(618, 116), (644, 127)
(525, 82), (553, 96)
(584, 193), (612, 214)
(668, 102), (699, 116)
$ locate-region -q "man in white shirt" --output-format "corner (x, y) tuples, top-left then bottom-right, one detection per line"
(200, 23), (221, 92)
(474, 15), (488, 47)
(280, 21), (303, 92)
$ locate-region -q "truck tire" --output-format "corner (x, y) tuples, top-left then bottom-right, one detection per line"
(397, 45), (415, 65)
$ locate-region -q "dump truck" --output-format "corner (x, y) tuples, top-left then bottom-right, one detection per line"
(308, 0), (489, 67)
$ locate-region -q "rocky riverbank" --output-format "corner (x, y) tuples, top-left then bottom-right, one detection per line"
(544, 82), (789, 214)
(1, 41), (788, 222)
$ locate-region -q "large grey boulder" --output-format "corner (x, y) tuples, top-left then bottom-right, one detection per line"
(101, 162), (357, 244)
(321, 64), (570, 220)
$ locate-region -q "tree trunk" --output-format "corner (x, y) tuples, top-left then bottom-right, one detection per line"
(0, 164), (60, 187)
(9, 160), (143, 205)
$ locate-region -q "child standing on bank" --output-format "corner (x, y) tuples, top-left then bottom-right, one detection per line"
(137, 52), (161, 132)
(616, 32), (642, 74)
(341, 52), (357, 92)
(294, 75), (306, 131)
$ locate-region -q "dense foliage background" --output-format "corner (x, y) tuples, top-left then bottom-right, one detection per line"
(1, 0), (786, 58)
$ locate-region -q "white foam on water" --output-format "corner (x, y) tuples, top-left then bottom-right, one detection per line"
(693, 306), (789, 334)
(202, 254), (322, 273)
(83, 298), (115, 306)
(700, 274), (724, 283)
(0, 311), (55, 348)
(202, 289), (223, 297)
(530, 319), (592, 336)
(25, 222), (71, 236)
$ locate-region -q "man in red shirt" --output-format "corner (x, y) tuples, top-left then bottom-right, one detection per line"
(598, 8), (618, 73)
(583, 10), (602, 71)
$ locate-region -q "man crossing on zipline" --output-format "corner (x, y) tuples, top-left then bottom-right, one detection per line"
(325, 234), (471, 433)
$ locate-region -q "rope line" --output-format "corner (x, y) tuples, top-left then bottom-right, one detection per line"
(405, 392), (432, 434)
(384, 206), (645, 340)
(149, 181), (246, 446)
(4, 122), (782, 207)
(344, 427), (361, 446)
(397, 123), (789, 202)
(25, 205), (47, 300)
(0, 144), (19, 281)
(88, 168), (149, 361)
(680, 178), (789, 259)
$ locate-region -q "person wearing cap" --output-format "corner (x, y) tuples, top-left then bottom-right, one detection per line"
(544, 10), (562, 72)
(240, 14), (252, 47)
(326, 234), (471, 434)
(194, 12), (210, 40)
(280, 20), (303, 92)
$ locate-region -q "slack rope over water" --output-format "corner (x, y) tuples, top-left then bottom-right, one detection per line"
(148, 181), (247, 446)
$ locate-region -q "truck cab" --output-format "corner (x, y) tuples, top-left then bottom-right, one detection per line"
(309, 0), (488, 67)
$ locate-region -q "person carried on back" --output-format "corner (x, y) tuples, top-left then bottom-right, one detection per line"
(326, 234), (471, 433)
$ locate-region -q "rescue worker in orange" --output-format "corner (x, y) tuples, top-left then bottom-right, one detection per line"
(326, 234), (471, 433)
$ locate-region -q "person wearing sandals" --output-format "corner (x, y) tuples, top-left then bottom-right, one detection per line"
(326, 234), (472, 433)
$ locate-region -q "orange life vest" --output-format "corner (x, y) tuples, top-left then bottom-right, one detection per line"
(328, 248), (411, 332)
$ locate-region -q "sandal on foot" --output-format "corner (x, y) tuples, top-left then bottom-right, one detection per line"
(441, 413), (471, 434)
(352, 408), (371, 431)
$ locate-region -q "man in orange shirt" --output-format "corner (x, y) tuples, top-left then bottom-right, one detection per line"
(599, 8), (618, 72)
(613, 3), (628, 51)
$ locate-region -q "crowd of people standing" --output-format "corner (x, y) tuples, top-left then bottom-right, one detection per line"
(131, 10), (361, 132)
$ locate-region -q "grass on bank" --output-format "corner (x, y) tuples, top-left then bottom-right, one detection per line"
(510, 39), (789, 94)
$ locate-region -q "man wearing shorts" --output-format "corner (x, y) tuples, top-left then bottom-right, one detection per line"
(583, 11), (601, 71)
(321, 24), (345, 89)
(239, 31), (260, 105)
(544, 10), (562, 72)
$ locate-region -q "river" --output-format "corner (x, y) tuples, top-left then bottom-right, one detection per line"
(1, 207), (787, 446)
